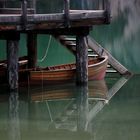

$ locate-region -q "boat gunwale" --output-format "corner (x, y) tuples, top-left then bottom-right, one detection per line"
(31, 55), (108, 73)
(88, 55), (108, 68)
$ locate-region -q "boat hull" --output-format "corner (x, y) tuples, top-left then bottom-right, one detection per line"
(0, 56), (108, 85)
(30, 56), (108, 83)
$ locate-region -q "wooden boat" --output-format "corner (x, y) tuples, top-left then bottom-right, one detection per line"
(30, 56), (108, 83)
(0, 56), (108, 85)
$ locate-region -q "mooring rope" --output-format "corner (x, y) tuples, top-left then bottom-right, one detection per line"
(37, 35), (52, 63)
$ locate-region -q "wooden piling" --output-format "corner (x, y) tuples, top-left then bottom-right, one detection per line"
(27, 33), (37, 68)
(21, 0), (28, 29)
(64, 0), (70, 27)
(103, 0), (110, 24)
(7, 33), (20, 90)
(76, 36), (88, 85)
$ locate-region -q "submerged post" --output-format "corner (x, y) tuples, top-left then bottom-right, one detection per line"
(27, 33), (37, 68)
(7, 33), (20, 91)
(76, 36), (88, 85)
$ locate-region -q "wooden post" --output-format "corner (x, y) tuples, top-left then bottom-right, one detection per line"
(76, 36), (88, 85)
(64, 0), (70, 27)
(7, 33), (20, 91)
(21, 0), (27, 29)
(103, 0), (110, 24)
(27, 33), (37, 69)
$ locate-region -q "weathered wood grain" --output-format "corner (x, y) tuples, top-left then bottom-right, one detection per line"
(7, 36), (19, 90)
(87, 36), (131, 75)
(76, 36), (88, 85)
(27, 33), (37, 68)
(0, 10), (106, 25)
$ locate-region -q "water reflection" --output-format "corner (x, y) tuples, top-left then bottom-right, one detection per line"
(111, 0), (140, 40)
(29, 80), (108, 102)
(27, 80), (109, 136)
(76, 85), (89, 131)
(91, 75), (140, 140)
(0, 74), (134, 140)
(8, 92), (20, 140)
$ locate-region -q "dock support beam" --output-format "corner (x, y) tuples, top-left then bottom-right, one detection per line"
(27, 33), (37, 68)
(76, 36), (88, 85)
(7, 33), (20, 91)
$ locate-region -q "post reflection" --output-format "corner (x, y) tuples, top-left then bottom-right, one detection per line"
(76, 81), (109, 134)
(0, 75), (132, 140)
(76, 84), (89, 131)
(8, 91), (21, 140)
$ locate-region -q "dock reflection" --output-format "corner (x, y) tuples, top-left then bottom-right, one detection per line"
(0, 75), (132, 140)
(8, 91), (21, 140)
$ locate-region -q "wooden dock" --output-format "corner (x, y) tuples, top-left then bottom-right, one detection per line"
(0, 0), (120, 89)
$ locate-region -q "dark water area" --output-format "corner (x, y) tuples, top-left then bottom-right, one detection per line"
(0, 74), (140, 140)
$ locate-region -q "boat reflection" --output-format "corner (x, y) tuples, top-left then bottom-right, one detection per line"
(30, 80), (108, 102)
(27, 80), (109, 134)
(0, 75), (132, 140)
(26, 75), (131, 134)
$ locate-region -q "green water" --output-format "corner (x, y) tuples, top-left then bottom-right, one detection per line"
(37, 35), (75, 67)
(0, 75), (140, 140)
(91, 0), (140, 73)
(0, 34), (75, 67)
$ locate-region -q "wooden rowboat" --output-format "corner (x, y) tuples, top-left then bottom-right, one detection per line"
(0, 56), (108, 84)
(30, 56), (108, 83)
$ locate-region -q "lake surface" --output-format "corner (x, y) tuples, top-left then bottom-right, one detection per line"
(0, 74), (140, 140)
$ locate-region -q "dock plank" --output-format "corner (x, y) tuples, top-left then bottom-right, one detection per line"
(87, 36), (131, 75)
(0, 10), (107, 30)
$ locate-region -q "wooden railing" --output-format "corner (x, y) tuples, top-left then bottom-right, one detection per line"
(0, 0), (111, 31)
